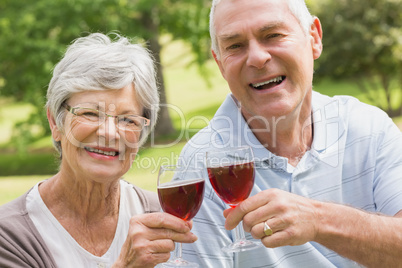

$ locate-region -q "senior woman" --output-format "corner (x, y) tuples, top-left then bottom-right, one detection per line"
(0, 33), (196, 268)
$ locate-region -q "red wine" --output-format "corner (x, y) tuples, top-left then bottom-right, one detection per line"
(158, 179), (205, 221)
(207, 162), (254, 207)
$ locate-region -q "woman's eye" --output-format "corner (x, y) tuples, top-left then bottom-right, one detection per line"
(75, 109), (99, 117)
(82, 112), (99, 117)
(120, 117), (139, 126)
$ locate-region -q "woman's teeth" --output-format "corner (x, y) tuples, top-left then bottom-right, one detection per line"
(85, 147), (118, 156)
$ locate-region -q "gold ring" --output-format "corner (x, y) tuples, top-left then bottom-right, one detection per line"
(264, 221), (273, 236)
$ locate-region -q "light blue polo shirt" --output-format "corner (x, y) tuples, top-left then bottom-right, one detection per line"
(178, 91), (402, 268)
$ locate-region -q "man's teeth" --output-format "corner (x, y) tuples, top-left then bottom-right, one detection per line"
(252, 76), (283, 88)
(85, 147), (118, 156)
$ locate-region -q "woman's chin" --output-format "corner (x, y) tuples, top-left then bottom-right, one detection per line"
(83, 164), (128, 182)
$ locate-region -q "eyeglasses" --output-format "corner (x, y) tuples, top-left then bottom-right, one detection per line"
(62, 103), (150, 132)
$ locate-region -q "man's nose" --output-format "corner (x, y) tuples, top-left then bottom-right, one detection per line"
(246, 40), (272, 69)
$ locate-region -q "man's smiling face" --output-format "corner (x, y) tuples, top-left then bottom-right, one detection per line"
(212, 0), (322, 121)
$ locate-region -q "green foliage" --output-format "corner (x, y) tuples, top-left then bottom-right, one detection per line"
(0, 0), (211, 152)
(315, 0), (402, 116)
(0, 152), (58, 176)
(161, 0), (211, 65)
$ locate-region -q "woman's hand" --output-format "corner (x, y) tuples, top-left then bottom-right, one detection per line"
(113, 212), (197, 268)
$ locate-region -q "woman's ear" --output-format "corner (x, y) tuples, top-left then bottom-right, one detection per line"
(47, 108), (62, 142)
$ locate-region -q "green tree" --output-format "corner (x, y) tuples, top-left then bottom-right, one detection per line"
(314, 0), (402, 116)
(0, 0), (211, 149)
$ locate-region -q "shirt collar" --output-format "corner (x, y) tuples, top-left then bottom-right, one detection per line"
(311, 91), (346, 152)
(209, 91), (346, 168)
(209, 94), (276, 162)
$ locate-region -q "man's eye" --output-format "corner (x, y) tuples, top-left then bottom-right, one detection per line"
(227, 44), (241, 50)
(266, 33), (283, 39)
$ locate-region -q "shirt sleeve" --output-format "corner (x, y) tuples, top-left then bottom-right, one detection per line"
(0, 195), (57, 268)
(373, 116), (402, 216)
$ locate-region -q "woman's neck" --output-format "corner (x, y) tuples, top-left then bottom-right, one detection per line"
(39, 172), (120, 222)
(38, 173), (121, 256)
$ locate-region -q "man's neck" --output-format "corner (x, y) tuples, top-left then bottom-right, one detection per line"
(244, 103), (314, 167)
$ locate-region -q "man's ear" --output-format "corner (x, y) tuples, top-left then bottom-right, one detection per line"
(47, 108), (62, 142)
(211, 49), (227, 80)
(310, 17), (323, 60)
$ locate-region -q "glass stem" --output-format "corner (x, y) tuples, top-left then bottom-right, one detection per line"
(234, 221), (246, 242)
(174, 242), (183, 259)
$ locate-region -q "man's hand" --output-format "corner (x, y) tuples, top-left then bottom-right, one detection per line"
(224, 188), (402, 267)
(224, 188), (321, 247)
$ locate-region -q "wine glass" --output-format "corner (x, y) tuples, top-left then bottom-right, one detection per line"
(157, 165), (205, 267)
(206, 146), (263, 253)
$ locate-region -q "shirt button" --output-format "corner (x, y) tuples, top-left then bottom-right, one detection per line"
(97, 263), (106, 268)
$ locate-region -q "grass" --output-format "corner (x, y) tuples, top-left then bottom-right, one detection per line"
(0, 175), (50, 205)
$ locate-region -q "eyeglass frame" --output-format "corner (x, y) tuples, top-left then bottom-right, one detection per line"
(62, 102), (151, 132)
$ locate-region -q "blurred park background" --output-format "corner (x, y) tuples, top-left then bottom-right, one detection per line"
(1, 0), (402, 204)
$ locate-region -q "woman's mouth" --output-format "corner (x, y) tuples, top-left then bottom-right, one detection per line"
(84, 146), (120, 157)
(250, 76), (285, 90)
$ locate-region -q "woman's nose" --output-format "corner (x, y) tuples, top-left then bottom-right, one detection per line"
(97, 116), (120, 140)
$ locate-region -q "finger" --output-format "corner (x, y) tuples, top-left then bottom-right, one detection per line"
(149, 239), (176, 254)
(223, 207), (234, 218)
(242, 203), (274, 232)
(117, 237), (173, 267)
(150, 228), (198, 243)
(250, 222), (270, 240)
(260, 223), (309, 248)
(261, 230), (294, 248)
(249, 218), (284, 240)
(131, 212), (191, 233)
(128, 220), (198, 244)
(226, 189), (286, 230)
(187, 220), (194, 230)
(150, 252), (171, 267)
(225, 190), (274, 230)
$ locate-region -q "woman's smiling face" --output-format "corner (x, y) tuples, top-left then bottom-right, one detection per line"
(54, 84), (143, 183)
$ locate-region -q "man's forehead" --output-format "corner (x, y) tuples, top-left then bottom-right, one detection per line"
(217, 22), (287, 38)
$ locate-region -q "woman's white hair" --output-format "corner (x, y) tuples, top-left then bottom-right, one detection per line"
(46, 32), (160, 156)
(209, 0), (315, 59)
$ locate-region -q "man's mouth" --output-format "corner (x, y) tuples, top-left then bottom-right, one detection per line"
(250, 76), (285, 90)
(84, 147), (119, 157)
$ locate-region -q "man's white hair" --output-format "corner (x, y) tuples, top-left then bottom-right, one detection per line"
(209, 0), (314, 59)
